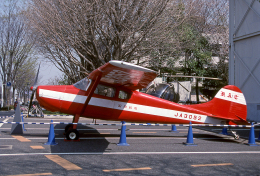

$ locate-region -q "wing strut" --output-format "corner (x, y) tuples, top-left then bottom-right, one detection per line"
(72, 70), (102, 129)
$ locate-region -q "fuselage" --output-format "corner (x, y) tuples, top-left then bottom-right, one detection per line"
(36, 81), (223, 124)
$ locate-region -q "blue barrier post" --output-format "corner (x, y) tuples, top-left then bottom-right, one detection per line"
(44, 120), (57, 145)
(183, 122), (197, 146)
(21, 113), (26, 131)
(219, 128), (228, 135)
(246, 122), (258, 146)
(171, 124), (179, 133)
(117, 121), (129, 146)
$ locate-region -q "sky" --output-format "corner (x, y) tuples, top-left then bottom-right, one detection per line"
(39, 61), (62, 85)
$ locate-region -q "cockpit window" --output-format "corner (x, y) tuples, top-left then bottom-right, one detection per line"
(94, 84), (115, 97)
(146, 84), (169, 97)
(73, 78), (92, 91)
(118, 90), (130, 99)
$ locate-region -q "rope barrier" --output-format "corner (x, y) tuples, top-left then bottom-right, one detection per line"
(0, 121), (254, 127)
(0, 116), (14, 118)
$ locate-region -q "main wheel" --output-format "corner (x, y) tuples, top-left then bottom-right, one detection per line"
(65, 124), (73, 133)
(234, 135), (240, 140)
(66, 129), (79, 140)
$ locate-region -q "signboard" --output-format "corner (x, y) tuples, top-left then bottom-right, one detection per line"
(6, 82), (11, 88)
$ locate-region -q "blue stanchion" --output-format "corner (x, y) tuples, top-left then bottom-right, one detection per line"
(219, 128), (228, 135)
(246, 122), (259, 146)
(170, 125), (179, 133)
(117, 121), (129, 146)
(183, 122), (197, 146)
(44, 120), (58, 145)
(21, 113), (26, 131)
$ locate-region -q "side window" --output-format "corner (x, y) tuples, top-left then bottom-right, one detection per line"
(163, 88), (170, 100)
(169, 88), (175, 101)
(163, 87), (174, 101)
(118, 90), (130, 99)
(94, 84), (115, 97)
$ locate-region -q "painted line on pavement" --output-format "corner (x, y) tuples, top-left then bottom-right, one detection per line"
(1, 151), (260, 156)
(103, 167), (151, 172)
(7, 173), (52, 176)
(212, 129), (259, 131)
(12, 136), (31, 142)
(0, 118), (9, 128)
(84, 133), (111, 134)
(31, 146), (45, 149)
(132, 132), (157, 134)
(45, 155), (82, 170)
(191, 163), (233, 167)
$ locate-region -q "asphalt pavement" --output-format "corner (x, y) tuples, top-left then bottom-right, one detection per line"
(1, 116), (260, 175)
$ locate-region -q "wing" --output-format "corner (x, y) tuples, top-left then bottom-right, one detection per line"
(89, 60), (157, 90)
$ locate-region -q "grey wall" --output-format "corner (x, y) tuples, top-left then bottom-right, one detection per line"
(229, 0), (260, 122)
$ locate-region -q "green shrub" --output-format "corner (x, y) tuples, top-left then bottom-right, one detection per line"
(0, 105), (14, 111)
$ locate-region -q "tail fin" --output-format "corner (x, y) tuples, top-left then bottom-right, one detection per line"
(191, 85), (247, 123)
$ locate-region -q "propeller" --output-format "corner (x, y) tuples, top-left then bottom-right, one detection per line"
(28, 64), (40, 117)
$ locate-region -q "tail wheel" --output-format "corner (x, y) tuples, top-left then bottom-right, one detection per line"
(66, 129), (79, 140)
(234, 134), (240, 140)
(65, 124), (73, 133)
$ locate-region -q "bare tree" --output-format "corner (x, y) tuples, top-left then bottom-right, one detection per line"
(15, 58), (37, 104)
(0, 0), (36, 106)
(26, 0), (189, 83)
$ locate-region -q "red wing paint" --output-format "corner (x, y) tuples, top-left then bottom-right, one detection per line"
(89, 60), (157, 90)
(36, 61), (248, 125)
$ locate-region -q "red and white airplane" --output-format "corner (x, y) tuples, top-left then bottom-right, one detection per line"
(32, 61), (248, 140)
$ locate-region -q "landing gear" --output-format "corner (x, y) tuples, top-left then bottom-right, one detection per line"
(66, 129), (79, 140)
(64, 114), (80, 140)
(228, 126), (240, 140)
(65, 124), (73, 133)
(231, 130), (240, 140)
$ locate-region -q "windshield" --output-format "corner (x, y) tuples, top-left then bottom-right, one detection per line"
(146, 84), (169, 97)
(73, 78), (92, 91)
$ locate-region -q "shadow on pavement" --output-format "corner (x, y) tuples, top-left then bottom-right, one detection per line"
(49, 124), (110, 153)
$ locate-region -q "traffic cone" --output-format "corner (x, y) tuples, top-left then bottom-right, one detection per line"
(10, 103), (23, 134)
(171, 124), (179, 133)
(183, 122), (197, 146)
(219, 127), (228, 135)
(117, 121), (129, 146)
(44, 120), (57, 145)
(246, 122), (258, 146)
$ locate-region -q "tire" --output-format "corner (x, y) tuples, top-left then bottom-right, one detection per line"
(66, 129), (79, 140)
(65, 124), (73, 133)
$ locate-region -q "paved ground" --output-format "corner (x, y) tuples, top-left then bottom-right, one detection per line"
(1, 116), (260, 176)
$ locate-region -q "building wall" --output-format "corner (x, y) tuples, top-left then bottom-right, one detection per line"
(229, 0), (260, 122)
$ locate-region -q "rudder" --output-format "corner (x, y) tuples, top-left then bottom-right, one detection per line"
(189, 85), (247, 124)
(210, 85), (247, 123)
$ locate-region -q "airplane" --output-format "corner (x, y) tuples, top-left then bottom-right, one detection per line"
(30, 60), (248, 140)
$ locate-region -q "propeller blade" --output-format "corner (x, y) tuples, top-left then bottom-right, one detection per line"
(28, 91), (35, 117)
(32, 64), (40, 91)
(28, 64), (40, 117)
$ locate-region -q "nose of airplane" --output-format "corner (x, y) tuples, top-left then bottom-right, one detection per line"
(36, 85), (66, 112)
(30, 86), (33, 91)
